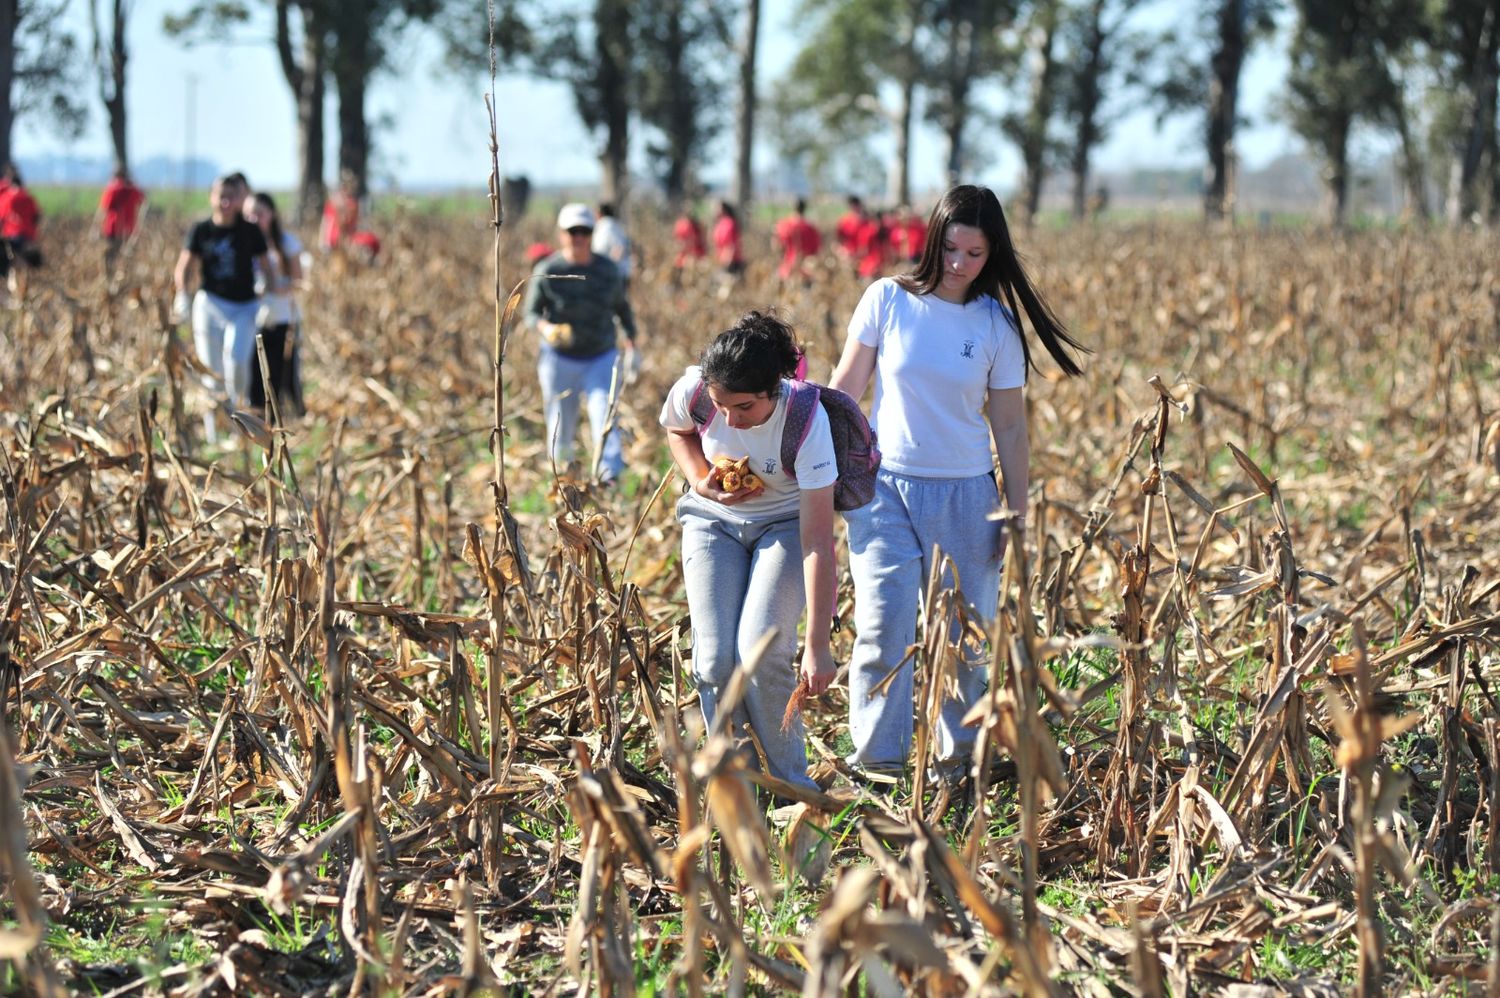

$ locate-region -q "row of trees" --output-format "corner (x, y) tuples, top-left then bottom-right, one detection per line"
(0, 0), (515, 224)
(776, 0), (1500, 226)
(0, 0), (1497, 226)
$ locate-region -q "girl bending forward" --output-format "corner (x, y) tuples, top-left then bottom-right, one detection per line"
(661, 311), (838, 791)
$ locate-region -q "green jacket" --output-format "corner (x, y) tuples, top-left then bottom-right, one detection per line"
(522, 252), (636, 359)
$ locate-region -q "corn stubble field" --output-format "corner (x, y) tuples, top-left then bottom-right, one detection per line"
(0, 208), (1497, 996)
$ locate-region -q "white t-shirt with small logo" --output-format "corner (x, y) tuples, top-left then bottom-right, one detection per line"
(661, 368), (838, 519)
(847, 278), (1025, 477)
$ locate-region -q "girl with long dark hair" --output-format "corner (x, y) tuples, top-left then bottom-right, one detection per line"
(244, 191), (305, 418)
(829, 184), (1087, 781)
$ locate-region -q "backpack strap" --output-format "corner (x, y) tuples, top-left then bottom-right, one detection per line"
(779, 380), (820, 479)
(687, 378), (715, 434)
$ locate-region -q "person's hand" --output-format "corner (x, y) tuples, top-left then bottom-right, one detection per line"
(623, 343), (642, 385)
(539, 320), (573, 348)
(171, 291), (191, 324)
(995, 514), (1024, 558)
(693, 463), (763, 506)
(800, 643), (836, 695)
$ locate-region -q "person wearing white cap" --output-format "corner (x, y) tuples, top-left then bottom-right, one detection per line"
(522, 202), (640, 485)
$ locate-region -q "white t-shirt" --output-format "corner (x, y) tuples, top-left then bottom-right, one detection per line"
(255, 231), (304, 326)
(848, 278), (1025, 477)
(660, 367), (838, 519)
(591, 216), (632, 279)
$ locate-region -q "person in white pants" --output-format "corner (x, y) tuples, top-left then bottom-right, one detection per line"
(171, 174), (270, 435)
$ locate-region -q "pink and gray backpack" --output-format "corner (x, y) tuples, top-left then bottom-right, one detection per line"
(688, 378), (881, 511)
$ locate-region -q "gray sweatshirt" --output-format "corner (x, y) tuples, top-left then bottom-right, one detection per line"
(522, 252), (636, 359)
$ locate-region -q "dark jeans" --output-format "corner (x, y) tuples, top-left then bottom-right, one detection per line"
(249, 323), (304, 417)
(0, 238), (42, 277)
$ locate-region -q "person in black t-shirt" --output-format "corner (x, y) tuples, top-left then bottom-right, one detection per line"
(172, 174), (270, 431)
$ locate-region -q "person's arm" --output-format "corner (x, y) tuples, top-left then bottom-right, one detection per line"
(172, 247), (197, 321)
(798, 484), (837, 693)
(252, 253), (272, 295)
(987, 386), (1029, 521)
(521, 266), (563, 341)
(613, 274), (638, 345)
(173, 249), (196, 297)
(284, 245), (303, 285)
(829, 338), (877, 401)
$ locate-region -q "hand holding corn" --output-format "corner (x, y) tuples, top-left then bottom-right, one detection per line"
(695, 455), (764, 505)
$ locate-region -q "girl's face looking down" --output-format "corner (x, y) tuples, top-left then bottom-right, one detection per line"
(707, 386), (776, 430)
(936, 222), (990, 302)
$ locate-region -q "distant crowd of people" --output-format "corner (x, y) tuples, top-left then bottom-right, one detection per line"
(664, 194), (928, 288)
(0, 163), (150, 305)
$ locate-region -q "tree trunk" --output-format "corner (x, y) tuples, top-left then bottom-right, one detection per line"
(663, 0), (691, 201)
(890, 75), (913, 206)
(90, 0), (129, 176)
(1205, 0), (1244, 223)
(1489, 109), (1500, 225)
(732, 0), (758, 208)
(596, 0), (630, 207)
(887, 0), (919, 207)
(1391, 77), (1428, 222)
(335, 64), (369, 197)
(1019, 0), (1059, 223)
(942, 0), (977, 187)
(331, 5), (373, 197)
(1445, 2), (1498, 225)
(1323, 115), (1349, 227)
(276, 0), (326, 227)
(1069, 0), (1105, 219)
(0, 0), (17, 171)
(106, 0), (126, 176)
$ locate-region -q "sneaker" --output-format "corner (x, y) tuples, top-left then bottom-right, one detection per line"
(926, 757), (970, 787)
(844, 759), (905, 789)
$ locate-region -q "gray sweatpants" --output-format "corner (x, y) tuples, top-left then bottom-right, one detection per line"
(677, 494), (817, 791)
(844, 469), (1002, 769)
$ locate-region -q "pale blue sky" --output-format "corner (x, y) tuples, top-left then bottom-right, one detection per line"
(18, 0), (1301, 196)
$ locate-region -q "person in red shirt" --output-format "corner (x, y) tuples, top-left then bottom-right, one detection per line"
(672, 207), (707, 273)
(319, 170), (384, 263)
(712, 200), (745, 278)
(319, 171), (360, 252)
(854, 210), (889, 280)
(0, 164), (43, 301)
(835, 194), (868, 270)
(897, 205), (927, 264)
(97, 168), (146, 269)
(774, 197), (822, 285)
